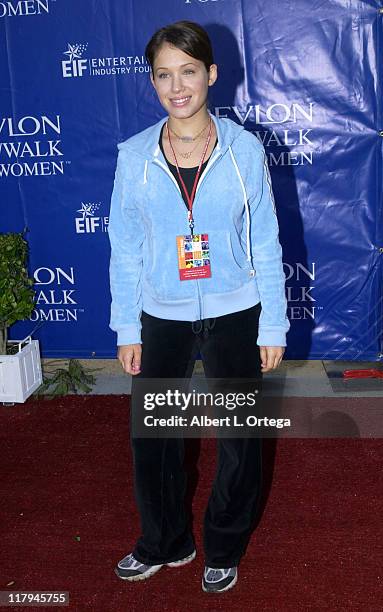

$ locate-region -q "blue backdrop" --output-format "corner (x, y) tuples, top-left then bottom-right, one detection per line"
(1, 0), (382, 360)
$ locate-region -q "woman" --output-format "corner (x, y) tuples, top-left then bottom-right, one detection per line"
(108, 20), (290, 593)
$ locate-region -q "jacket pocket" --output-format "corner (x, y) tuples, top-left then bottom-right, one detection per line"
(144, 233), (196, 302)
(143, 229), (155, 280)
(205, 230), (252, 292)
(227, 231), (252, 271)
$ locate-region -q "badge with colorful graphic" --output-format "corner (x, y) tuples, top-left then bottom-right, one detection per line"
(176, 234), (211, 280)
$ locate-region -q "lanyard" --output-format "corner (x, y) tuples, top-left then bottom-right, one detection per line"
(166, 118), (212, 233)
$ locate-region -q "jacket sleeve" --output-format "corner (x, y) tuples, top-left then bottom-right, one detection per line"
(108, 147), (144, 345)
(249, 144), (290, 347)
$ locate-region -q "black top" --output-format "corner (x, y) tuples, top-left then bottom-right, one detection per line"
(159, 123), (218, 211)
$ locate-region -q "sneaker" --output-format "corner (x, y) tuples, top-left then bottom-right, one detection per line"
(166, 549), (196, 567)
(202, 566), (238, 593)
(115, 549), (196, 581)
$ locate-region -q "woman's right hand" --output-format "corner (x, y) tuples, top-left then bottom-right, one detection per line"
(117, 344), (142, 375)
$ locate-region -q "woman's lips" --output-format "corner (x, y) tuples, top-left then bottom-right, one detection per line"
(170, 96), (191, 107)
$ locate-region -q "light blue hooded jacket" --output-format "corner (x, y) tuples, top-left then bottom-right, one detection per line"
(108, 112), (290, 347)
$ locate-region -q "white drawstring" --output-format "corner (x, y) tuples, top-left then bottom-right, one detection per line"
(262, 150), (276, 214)
(228, 145), (254, 270)
(143, 159), (148, 184)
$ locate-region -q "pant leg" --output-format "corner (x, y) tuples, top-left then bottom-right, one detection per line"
(130, 311), (198, 565)
(198, 303), (264, 568)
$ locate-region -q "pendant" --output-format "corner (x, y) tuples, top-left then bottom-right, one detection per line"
(179, 151), (192, 159)
(180, 136), (193, 143)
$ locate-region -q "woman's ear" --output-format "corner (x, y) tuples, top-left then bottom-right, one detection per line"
(208, 64), (218, 87)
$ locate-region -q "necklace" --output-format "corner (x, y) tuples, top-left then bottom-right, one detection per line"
(168, 119), (210, 143)
(169, 136), (203, 160)
(166, 119), (212, 231)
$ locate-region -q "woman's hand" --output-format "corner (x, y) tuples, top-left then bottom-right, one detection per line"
(260, 346), (285, 372)
(117, 344), (142, 375)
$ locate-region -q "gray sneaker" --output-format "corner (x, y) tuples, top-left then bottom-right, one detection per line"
(202, 566), (238, 593)
(115, 550), (196, 581)
(167, 550), (196, 567)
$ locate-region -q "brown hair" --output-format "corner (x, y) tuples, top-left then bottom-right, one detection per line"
(145, 20), (214, 73)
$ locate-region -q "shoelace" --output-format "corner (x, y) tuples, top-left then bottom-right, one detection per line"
(204, 567), (231, 583)
(122, 555), (146, 570)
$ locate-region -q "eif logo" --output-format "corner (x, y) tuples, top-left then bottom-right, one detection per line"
(61, 43), (149, 78)
(75, 202), (109, 234)
(62, 43), (89, 78)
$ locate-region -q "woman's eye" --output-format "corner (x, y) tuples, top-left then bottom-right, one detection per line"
(157, 69), (194, 79)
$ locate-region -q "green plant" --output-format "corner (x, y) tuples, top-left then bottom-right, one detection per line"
(0, 232), (35, 354)
(34, 359), (102, 397)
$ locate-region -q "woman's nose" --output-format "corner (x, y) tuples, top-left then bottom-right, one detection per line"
(171, 74), (184, 93)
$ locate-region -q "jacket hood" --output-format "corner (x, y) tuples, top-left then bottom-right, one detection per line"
(117, 111), (245, 158)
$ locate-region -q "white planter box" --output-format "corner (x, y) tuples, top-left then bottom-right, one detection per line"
(0, 336), (43, 403)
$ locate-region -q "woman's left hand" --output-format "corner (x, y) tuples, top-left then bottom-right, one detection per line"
(260, 346), (285, 372)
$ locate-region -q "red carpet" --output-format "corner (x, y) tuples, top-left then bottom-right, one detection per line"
(1, 395), (382, 611)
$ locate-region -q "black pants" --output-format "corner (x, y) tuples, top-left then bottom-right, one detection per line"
(130, 303), (263, 569)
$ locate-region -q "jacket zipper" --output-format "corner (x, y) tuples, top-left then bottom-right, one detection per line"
(191, 149), (223, 323)
(152, 150), (223, 323)
(152, 157), (202, 321)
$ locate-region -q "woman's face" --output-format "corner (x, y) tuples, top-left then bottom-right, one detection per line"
(150, 42), (217, 121)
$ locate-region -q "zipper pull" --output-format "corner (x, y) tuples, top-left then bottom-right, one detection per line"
(188, 210), (194, 234)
